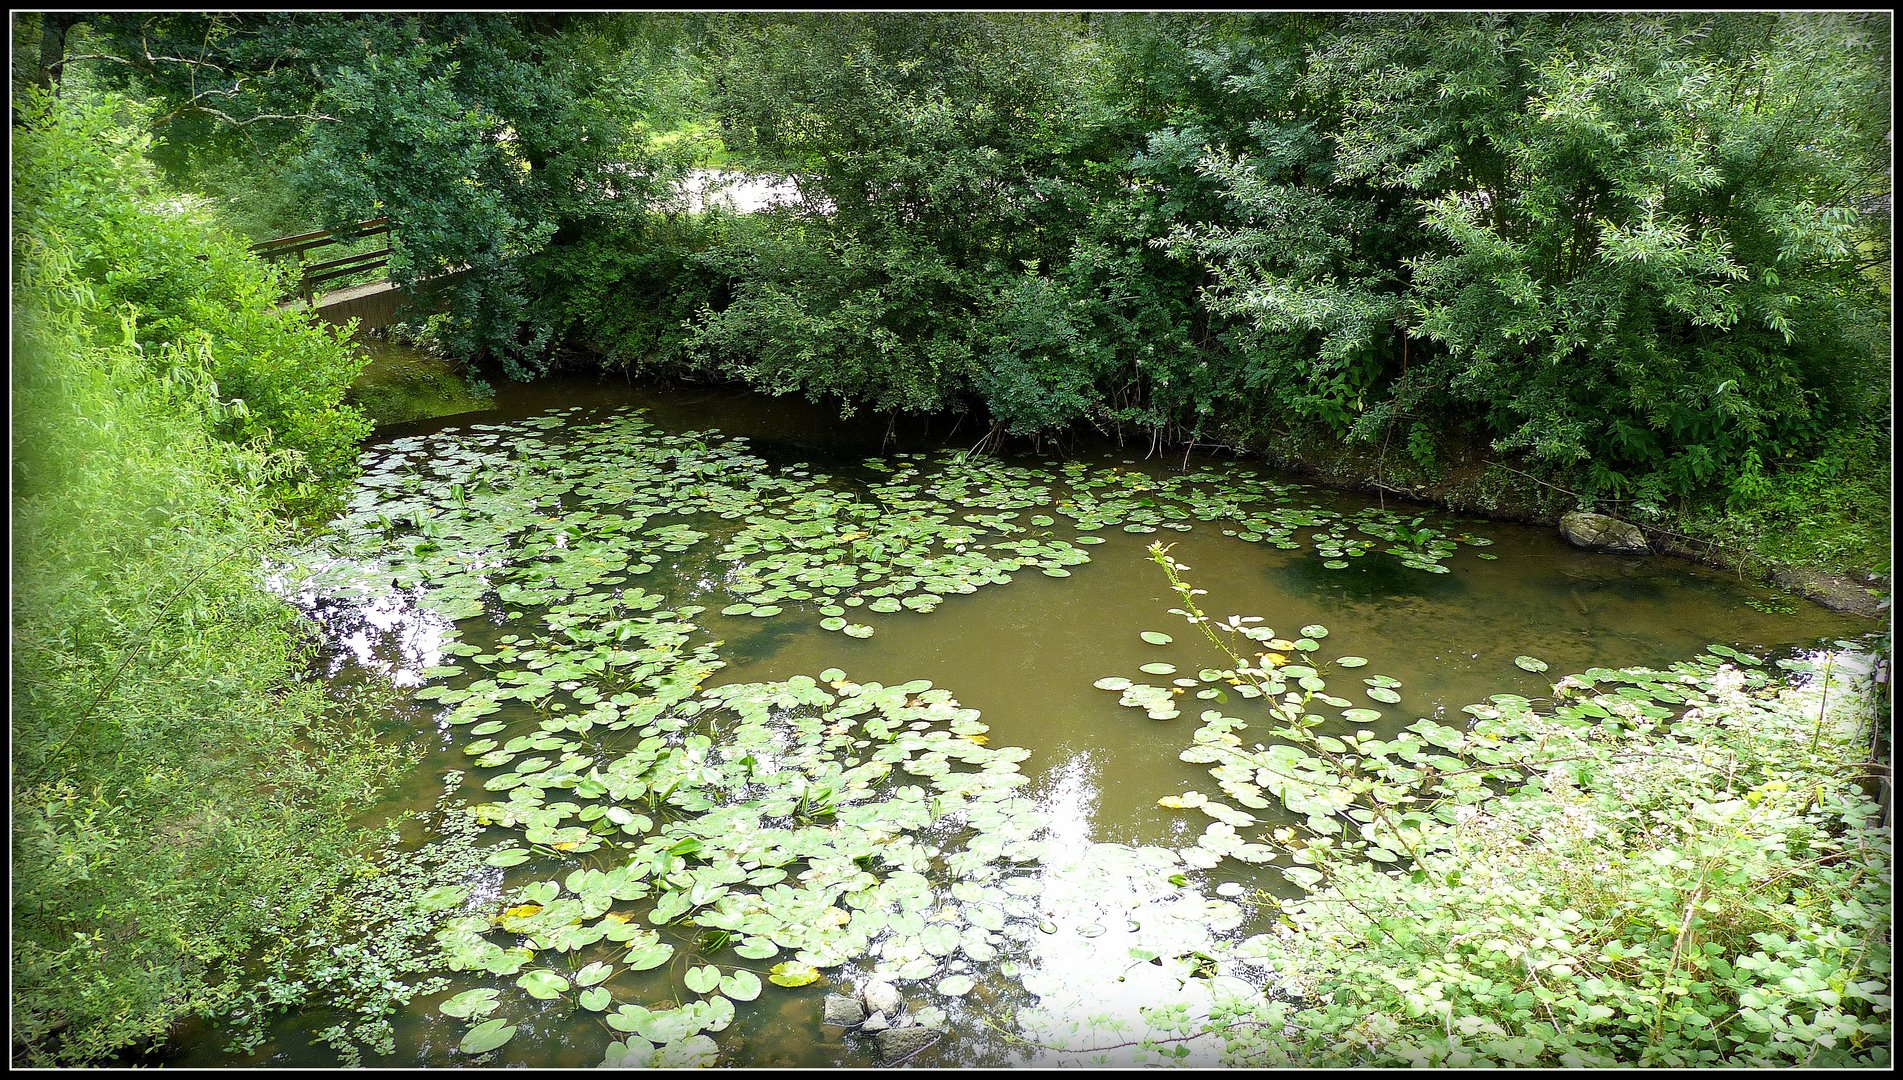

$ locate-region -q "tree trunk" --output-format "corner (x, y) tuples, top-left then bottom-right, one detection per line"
(38, 13), (78, 93)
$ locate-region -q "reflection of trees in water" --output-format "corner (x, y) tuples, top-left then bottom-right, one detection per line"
(1265, 545), (1473, 607)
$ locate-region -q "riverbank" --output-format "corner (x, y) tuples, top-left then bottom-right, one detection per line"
(1226, 423), (1891, 621)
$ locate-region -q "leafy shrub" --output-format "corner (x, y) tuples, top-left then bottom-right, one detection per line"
(12, 90), (372, 515)
(526, 211), (735, 373)
(1190, 13), (1892, 503)
(12, 94), (411, 1064)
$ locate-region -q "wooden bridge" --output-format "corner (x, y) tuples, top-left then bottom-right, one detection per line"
(251, 217), (465, 331)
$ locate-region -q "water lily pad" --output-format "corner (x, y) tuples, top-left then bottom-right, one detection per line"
(624, 941), (675, 971)
(1140, 631), (1173, 645)
(768, 961), (821, 988)
(486, 847), (530, 868)
(1514, 654), (1549, 673)
(937, 974), (975, 996)
(439, 987), (500, 1019)
(459, 1018), (516, 1055)
(719, 969), (762, 1001)
(516, 969), (570, 999)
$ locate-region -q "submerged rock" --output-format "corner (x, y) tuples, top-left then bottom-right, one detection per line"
(1559, 511), (1650, 554)
(1771, 566), (1889, 618)
(823, 993), (867, 1027)
(861, 979), (903, 1017)
(874, 1025), (941, 1062)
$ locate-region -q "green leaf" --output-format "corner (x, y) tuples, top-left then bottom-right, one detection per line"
(768, 961), (822, 988)
(517, 968), (570, 999)
(486, 846), (530, 867)
(625, 942), (675, 970)
(719, 968), (763, 1001)
(439, 987), (500, 1019)
(685, 964), (722, 994)
(418, 884), (469, 913)
(459, 1018), (516, 1055)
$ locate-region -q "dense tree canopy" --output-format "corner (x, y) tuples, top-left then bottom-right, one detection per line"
(25, 11), (694, 374)
(678, 12), (1889, 504)
(27, 10), (1885, 505)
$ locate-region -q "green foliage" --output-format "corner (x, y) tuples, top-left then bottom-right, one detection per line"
(1189, 13), (1891, 501)
(12, 90), (371, 514)
(55, 11), (1887, 555)
(55, 13), (698, 379)
(1676, 416), (1893, 578)
(215, 780), (494, 1066)
(343, 339), (496, 429)
(665, 12), (1888, 538)
(524, 211), (735, 373)
(1133, 546), (1890, 1067)
(688, 13), (1095, 417)
(11, 93), (412, 1065)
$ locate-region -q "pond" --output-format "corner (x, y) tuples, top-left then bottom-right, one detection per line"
(167, 375), (1873, 1068)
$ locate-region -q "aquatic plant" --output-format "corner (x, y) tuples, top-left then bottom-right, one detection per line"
(1100, 544), (1890, 1067)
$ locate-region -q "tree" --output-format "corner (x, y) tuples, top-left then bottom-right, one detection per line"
(1182, 12), (1891, 502)
(689, 13), (1096, 417)
(42, 12), (686, 377)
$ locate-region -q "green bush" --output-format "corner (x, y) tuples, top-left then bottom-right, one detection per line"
(1182, 13), (1892, 504)
(526, 211), (736, 374)
(12, 90), (372, 515)
(11, 94), (410, 1064)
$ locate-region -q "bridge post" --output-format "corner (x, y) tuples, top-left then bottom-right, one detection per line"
(296, 249), (315, 306)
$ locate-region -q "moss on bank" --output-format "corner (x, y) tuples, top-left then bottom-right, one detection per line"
(345, 334), (497, 429)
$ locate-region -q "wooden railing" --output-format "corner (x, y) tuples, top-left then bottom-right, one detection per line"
(250, 216), (393, 304)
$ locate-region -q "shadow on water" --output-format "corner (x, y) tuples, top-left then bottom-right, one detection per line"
(1266, 546), (1475, 606)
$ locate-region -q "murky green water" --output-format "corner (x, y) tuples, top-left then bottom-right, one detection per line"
(345, 336), (495, 428)
(167, 375), (1872, 1068)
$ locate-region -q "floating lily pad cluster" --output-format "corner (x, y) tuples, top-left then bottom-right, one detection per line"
(423, 666), (1058, 1064)
(712, 472), (1092, 630)
(273, 406), (1508, 1064)
(1103, 551), (1788, 891)
(296, 410), (1492, 653)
